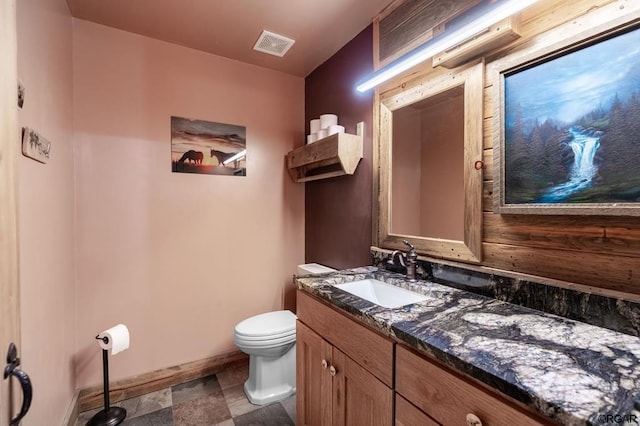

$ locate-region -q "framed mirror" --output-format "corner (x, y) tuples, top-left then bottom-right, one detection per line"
(375, 62), (484, 262)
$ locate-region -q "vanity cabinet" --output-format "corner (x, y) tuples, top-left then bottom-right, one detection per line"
(296, 291), (393, 426)
(296, 289), (550, 426)
(396, 345), (547, 426)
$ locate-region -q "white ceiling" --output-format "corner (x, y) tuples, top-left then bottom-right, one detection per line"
(65, 0), (393, 77)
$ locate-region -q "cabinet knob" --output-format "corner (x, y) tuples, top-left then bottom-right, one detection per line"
(321, 359), (328, 369)
(466, 413), (482, 426)
(329, 365), (337, 376)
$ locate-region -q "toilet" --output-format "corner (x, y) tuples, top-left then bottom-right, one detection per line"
(234, 310), (297, 405)
(233, 263), (335, 405)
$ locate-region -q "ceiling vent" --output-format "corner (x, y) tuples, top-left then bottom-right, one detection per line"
(253, 30), (295, 57)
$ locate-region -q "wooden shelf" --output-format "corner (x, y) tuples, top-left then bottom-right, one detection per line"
(287, 122), (364, 183)
(432, 16), (521, 69)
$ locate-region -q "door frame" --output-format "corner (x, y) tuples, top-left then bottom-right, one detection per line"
(0, 0), (22, 424)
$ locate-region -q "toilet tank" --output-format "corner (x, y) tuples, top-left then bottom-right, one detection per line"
(288, 264), (336, 313)
(297, 263), (336, 275)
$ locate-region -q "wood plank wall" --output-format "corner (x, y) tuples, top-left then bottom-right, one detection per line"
(377, 0), (640, 295)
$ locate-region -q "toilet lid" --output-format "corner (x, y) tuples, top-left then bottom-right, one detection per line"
(235, 310), (297, 338)
(234, 331), (296, 348)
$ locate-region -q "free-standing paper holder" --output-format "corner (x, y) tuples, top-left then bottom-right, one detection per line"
(87, 335), (126, 426)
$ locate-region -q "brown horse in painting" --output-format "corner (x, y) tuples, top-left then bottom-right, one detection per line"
(210, 149), (233, 167)
(179, 150), (203, 164)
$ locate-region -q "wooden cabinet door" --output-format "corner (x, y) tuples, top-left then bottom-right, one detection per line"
(396, 394), (440, 426)
(297, 291), (394, 387)
(297, 320), (333, 426)
(332, 348), (393, 426)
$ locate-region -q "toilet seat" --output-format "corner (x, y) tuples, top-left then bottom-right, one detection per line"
(234, 310), (296, 339)
(234, 332), (296, 349)
(235, 328), (295, 341)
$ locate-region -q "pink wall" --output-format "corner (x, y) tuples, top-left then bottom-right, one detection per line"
(72, 20), (305, 388)
(392, 107), (422, 235)
(420, 93), (464, 240)
(17, 0), (76, 424)
(388, 92), (463, 240)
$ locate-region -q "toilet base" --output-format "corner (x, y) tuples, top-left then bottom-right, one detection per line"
(244, 381), (296, 406)
(243, 343), (296, 405)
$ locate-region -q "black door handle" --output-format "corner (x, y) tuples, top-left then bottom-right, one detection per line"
(4, 343), (32, 426)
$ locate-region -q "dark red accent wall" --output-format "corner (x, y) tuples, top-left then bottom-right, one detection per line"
(304, 25), (374, 270)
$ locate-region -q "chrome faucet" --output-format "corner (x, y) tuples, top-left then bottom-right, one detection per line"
(387, 240), (418, 282)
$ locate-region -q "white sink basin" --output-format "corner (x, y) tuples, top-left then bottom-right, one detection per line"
(334, 279), (429, 308)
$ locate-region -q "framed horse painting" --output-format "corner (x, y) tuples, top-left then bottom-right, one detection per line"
(171, 116), (246, 176)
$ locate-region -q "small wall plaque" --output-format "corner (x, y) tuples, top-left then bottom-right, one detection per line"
(21, 127), (50, 164)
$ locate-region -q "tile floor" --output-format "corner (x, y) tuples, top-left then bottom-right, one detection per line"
(76, 363), (296, 426)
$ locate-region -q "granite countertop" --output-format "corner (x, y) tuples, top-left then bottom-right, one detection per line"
(294, 267), (640, 426)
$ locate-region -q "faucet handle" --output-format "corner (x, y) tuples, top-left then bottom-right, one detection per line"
(402, 240), (418, 282)
(402, 240), (415, 251)
(403, 240), (417, 264)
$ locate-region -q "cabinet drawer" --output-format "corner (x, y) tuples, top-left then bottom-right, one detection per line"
(396, 394), (440, 426)
(297, 290), (394, 387)
(396, 345), (546, 426)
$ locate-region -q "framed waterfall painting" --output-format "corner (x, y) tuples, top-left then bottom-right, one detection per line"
(171, 116), (246, 176)
(492, 17), (640, 216)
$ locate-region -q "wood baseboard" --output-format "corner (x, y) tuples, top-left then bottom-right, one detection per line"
(62, 390), (80, 426)
(78, 350), (248, 413)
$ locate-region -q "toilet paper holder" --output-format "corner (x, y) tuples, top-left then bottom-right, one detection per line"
(95, 335), (109, 344)
(87, 335), (127, 426)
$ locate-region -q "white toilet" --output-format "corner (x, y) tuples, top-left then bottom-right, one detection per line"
(234, 310), (297, 405)
(233, 263), (335, 405)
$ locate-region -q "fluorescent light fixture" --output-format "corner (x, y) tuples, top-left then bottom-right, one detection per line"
(356, 0), (540, 92)
(223, 149), (246, 165)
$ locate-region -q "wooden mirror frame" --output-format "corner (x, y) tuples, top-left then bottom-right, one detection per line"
(374, 61), (484, 263)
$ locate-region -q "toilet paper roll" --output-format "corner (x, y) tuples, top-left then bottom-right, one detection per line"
(310, 119), (321, 134)
(307, 133), (318, 144)
(97, 324), (130, 355)
(319, 114), (338, 129)
(327, 125), (345, 136)
(316, 129), (328, 140)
